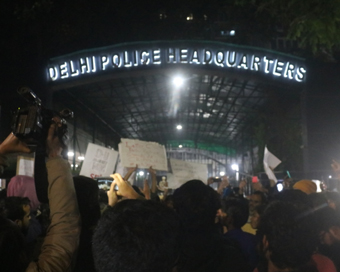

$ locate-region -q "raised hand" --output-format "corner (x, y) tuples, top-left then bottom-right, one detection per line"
(107, 181), (119, 207)
(46, 123), (63, 159)
(148, 166), (156, 175)
(332, 160), (340, 174)
(217, 176), (229, 194)
(207, 177), (214, 185)
(110, 173), (144, 200)
(139, 179), (151, 200)
(239, 179), (247, 193)
(252, 181), (265, 192)
(124, 164), (138, 180)
(149, 166), (157, 193)
(0, 133), (31, 155)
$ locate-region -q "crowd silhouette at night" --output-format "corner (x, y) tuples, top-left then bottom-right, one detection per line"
(0, 122), (340, 272)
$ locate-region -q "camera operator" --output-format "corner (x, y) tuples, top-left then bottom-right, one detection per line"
(0, 121), (80, 272)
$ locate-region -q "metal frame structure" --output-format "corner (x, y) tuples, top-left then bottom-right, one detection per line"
(48, 41), (305, 175)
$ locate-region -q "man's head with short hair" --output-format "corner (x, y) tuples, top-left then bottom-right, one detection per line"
(73, 176), (101, 229)
(314, 206), (340, 246)
(273, 189), (312, 210)
(257, 201), (317, 270)
(0, 216), (28, 272)
(250, 204), (266, 229)
(0, 197), (31, 271)
(0, 197), (31, 232)
(221, 197), (249, 229)
(172, 179), (221, 229)
(249, 191), (267, 212)
(92, 199), (180, 272)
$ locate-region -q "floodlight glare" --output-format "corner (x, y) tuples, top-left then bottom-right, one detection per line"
(173, 76), (184, 87)
(68, 151), (74, 157)
(220, 171), (225, 176)
(78, 156), (85, 161)
(179, 145), (183, 148)
(176, 124), (182, 130)
(139, 171), (145, 176)
(230, 30), (236, 36)
(231, 164), (239, 171)
(329, 175), (332, 179)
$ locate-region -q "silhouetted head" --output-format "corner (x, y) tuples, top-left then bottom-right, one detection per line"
(173, 180), (221, 230)
(93, 199), (180, 272)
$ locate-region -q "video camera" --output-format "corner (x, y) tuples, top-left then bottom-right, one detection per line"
(11, 87), (74, 204)
(12, 87), (73, 148)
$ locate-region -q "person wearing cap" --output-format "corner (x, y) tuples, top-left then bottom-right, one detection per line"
(293, 179), (317, 195)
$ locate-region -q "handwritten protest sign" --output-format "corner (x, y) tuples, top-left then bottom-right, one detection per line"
(16, 156), (35, 177)
(119, 138), (168, 171)
(169, 159), (208, 188)
(80, 143), (119, 179)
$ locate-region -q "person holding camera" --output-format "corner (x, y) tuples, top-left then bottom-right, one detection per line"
(0, 122), (80, 272)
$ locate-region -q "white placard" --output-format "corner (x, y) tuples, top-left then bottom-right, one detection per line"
(80, 143), (119, 179)
(170, 159), (208, 188)
(264, 146), (281, 169)
(16, 156), (35, 177)
(263, 146), (281, 183)
(119, 138), (168, 171)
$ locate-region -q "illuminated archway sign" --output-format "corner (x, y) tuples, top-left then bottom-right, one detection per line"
(47, 41), (307, 83)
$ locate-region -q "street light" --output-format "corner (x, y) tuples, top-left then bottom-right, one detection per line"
(173, 76), (184, 88)
(176, 124), (182, 130)
(231, 164), (239, 171)
(231, 164), (239, 181)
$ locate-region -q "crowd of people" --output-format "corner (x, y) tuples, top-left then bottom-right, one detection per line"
(0, 121), (340, 272)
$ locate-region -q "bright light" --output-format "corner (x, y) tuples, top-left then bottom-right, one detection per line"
(220, 171), (225, 176)
(277, 183), (283, 192)
(179, 145), (183, 148)
(75, 164), (78, 167)
(230, 30), (236, 36)
(176, 124), (182, 130)
(139, 171), (144, 176)
(329, 175), (332, 179)
(186, 14), (193, 20)
(68, 151), (74, 157)
(312, 180), (322, 193)
(173, 76), (184, 87)
(78, 156), (85, 161)
(231, 164), (239, 171)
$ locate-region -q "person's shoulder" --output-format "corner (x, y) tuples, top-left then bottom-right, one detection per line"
(218, 236), (250, 272)
(243, 230), (257, 240)
(221, 234), (243, 252)
(312, 253), (337, 272)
